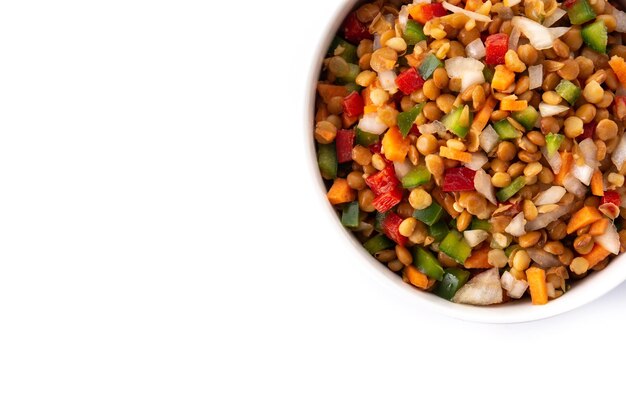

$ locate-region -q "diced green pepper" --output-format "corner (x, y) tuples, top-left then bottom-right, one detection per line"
(355, 128), (379, 146)
(442, 106), (473, 138)
(545, 132), (565, 156)
(429, 221), (450, 242)
(581, 20), (607, 53)
(397, 104), (424, 137)
(419, 53), (443, 80)
(413, 202), (444, 226)
(470, 218), (491, 231)
(483, 66), (495, 83)
(344, 82), (361, 93)
(496, 176), (526, 202)
(493, 119), (519, 140)
(341, 201), (360, 228)
(318, 143), (337, 179)
(435, 268), (471, 300)
(512, 105), (539, 130)
(449, 218), (457, 230)
(504, 244), (520, 258)
(567, 0), (596, 25)
(413, 247), (444, 280)
(328, 36), (358, 63)
(555, 79), (581, 105)
(337, 63), (361, 84)
(363, 234), (395, 254)
(402, 165), (431, 188)
(374, 211), (389, 232)
(440, 230), (472, 264)
(403, 20), (427, 45)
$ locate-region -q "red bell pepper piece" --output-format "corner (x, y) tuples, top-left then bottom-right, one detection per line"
(342, 12), (373, 44)
(335, 129), (355, 163)
(614, 96), (626, 120)
(485, 33), (509, 66)
(381, 211), (408, 245)
(395, 67), (426, 95)
(563, 0), (577, 7)
(365, 165), (400, 195)
(342, 91), (364, 118)
(497, 199), (522, 217)
(581, 122), (596, 140)
(373, 188), (404, 215)
(368, 142), (382, 154)
(411, 3), (447, 24)
(442, 167), (477, 192)
(602, 190), (621, 207)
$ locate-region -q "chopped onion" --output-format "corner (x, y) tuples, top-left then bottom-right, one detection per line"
(464, 151), (488, 171)
(452, 268), (503, 305)
(572, 139), (597, 186)
(505, 212), (527, 237)
(596, 222), (620, 255)
(500, 271), (515, 292)
(512, 16), (569, 50)
(543, 8), (567, 27)
(357, 113), (387, 135)
(465, 38), (486, 60)
(539, 102), (569, 117)
(394, 160), (413, 179)
(612, 132), (626, 171)
(354, 221), (374, 234)
(445, 56), (485, 92)
(526, 204), (570, 231)
(398, 5), (409, 30)
(563, 174), (587, 197)
(373, 34), (381, 51)
(464, 229), (489, 247)
(442, 1), (492, 22)
(546, 282), (556, 299)
(528, 65), (543, 90)
(474, 169), (497, 205)
(509, 26), (521, 50)
(378, 70), (398, 93)
(548, 27), (571, 39)
(527, 247), (561, 268)
(480, 124), (500, 153)
(572, 164), (594, 186)
(418, 120), (446, 136)
(612, 7), (626, 32)
(541, 146), (562, 174)
(501, 271), (529, 299)
(533, 186), (566, 206)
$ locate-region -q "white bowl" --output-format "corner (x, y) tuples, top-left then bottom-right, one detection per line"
(304, 0), (626, 323)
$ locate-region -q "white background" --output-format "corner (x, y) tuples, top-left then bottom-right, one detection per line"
(0, 0), (625, 415)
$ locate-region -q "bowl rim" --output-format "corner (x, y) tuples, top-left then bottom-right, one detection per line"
(303, 0), (626, 323)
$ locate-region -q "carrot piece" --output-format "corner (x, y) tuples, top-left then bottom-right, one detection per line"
(342, 112), (359, 128)
(327, 178), (356, 205)
(591, 170), (604, 197)
(583, 244), (611, 268)
(500, 99), (528, 111)
(439, 146), (472, 163)
(589, 218), (610, 236)
(317, 83), (348, 103)
(491, 65), (515, 91)
(554, 152), (572, 185)
(609, 55), (626, 86)
(464, 246), (491, 269)
(382, 126), (410, 162)
(363, 104), (377, 114)
(469, 95), (497, 141)
(315, 104), (329, 123)
(362, 86), (374, 106)
(432, 187), (459, 219)
(527, 267), (548, 305)
(403, 265), (430, 289)
(566, 206), (603, 234)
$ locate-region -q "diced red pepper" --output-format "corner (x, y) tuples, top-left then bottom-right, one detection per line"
(365, 165), (400, 195)
(381, 211), (408, 245)
(602, 190), (621, 207)
(497, 199), (522, 217)
(581, 122), (596, 140)
(485, 33), (509, 66)
(614, 96), (626, 120)
(563, 0), (577, 7)
(395, 67), (426, 95)
(369, 142), (382, 154)
(342, 91), (364, 118)
(373, 187), (404, 214)
(335, 129), (355, 163)
(342, 12), (373, 44)
(442, 167), (477, 192)
(410, 3), (447, 24)
(409, 124), (421, 136)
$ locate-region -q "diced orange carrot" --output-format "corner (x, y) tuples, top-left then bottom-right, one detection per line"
(583, 244), (611, 268)
(609, 55), (626, 86)
(403, 265), (430, 289)
(342, 112), (359, 128)
(432, 187), (460, 219)
(566, 206), (603, 234)
(589, 218), (610, 236)
(500, 98), (528, 111)
(327, 178), (356, 205)
(527, 267), (548, 305)
(591, 170), (604, 197)
(554, 152), (572, 185)
(364, 104), (377, 114)
(382, 126), (410, 162)
(439, 146), (473, 163)
(315, 104), (329, 123)
(491, 65), (515, 91)
(362, 86), (373, 106)
(317, 83), (348, 103)
(464, 246), (491, 269)
(470, 95), (497, 139)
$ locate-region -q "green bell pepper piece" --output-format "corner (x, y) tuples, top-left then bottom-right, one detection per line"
(496, 176), (526, 202)
(442, 106), (472, 138)
(337, 63), (361, 84)
(402, 165), (431, 188)
(470, 218), (491, 231)
(419, 53), (443, 80)
(413, 202), (444, 226)
(429, 221), (449, 242)
(493, 119), (519, 140)
(355, 128), (379, 146)
(413, 247), (444, 280)
(328, 36), (358, 63)
(398, 104), (424, 137)
(344, 82), (361, 93)
(582, 20), (607, 53)
(545, 132), (565, 156)
(341, 201), (360, 228)
(318, 143), (337, 179)
(567, 0), (596, 25)
(483, 66), (495, 83)
(440, 230), (472, 264)
(363, 234), (395, 254)
(511, 105), (539, 130)
(403, 20), (427, 45)
(504, 244), (520, 258)
(555, 79), (581, 105)
(374, 211), (389, 232)
(435, 268), (471, 300)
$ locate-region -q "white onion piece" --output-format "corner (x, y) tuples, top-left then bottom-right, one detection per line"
(539, 102), (570, 117)
(509, 26), (521, 50)
(528, 65), (543, 90)
(452, 268), (503, 305)
(354, 222), (374, 234)
(543, 8), (567, 27)
(465, 38), (486, 60)
(500, 271), (515, 292)
(505, 212), (527, 237)
(527, 247), (561, 268)
(596, 222), (620, 255)
(373, 34), (381, 51)
(534, 186), (566, 206)
(394, 160), (413, 179)
(398, 5), (409, 30)
(563, 174), (587, 197)
(548, 27), (571, 39)
(357, 113), (387, 135)
(541, 146), (562, 174)
(378, 70), (398, 93)
(526, 204), (570, 231)
(612, 7), (626, 32)
(509, 279), (529, 299)
(612, 132), (626, 171)
(442, 1), (492, 22)
(464, 229), (489, 247)
(418, 120), (447, 136)
(474, 169), (497, 205)
(465, 151), (488, 171)
(572, 163), (594, 186)
(579, 138), (598, 167)
(546, 282), (556, 299)
(445, 57), (485, 92)
(480, 124), (500, 153)
(512, 16), (569, 50)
